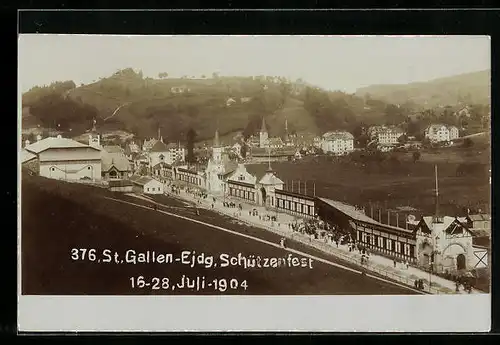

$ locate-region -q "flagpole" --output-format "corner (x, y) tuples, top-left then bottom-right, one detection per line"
(313, 183), (316, 197)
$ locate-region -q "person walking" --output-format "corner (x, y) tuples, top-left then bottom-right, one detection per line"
(393, 259), (397, 268)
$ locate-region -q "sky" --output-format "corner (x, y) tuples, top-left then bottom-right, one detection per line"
(18, 35), (490, 93)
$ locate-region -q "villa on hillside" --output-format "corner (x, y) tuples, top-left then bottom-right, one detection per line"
(424, 124), (460, 143)
(320, 131), (354, 156)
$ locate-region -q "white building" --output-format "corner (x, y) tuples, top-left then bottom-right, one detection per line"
(414, 215), (474, 273)
(257, 165), (285, 208)
(376, 127), (405, 145)
(130, 175), (164, 195)
(320, 131), (354, 155)
(148, 140), (186, 167)
(424, 124), (460, 143)
(205, 129), (226, 193)
(24, 136), (102, 181)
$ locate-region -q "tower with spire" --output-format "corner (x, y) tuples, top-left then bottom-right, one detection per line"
(259, 116), (269, 148)
(88, 118), (101, 148)
(205, 127), (226, 193)
(212, 128), (223, 163)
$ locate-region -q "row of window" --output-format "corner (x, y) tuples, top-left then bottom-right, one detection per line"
(229, 187), (255, 201)
(146, 187), (161, 192)
(178, 174), (202, 186)
(359, 232), (412, 256)
(276, 198), (315, 216)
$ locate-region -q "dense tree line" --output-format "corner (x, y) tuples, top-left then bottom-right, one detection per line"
(29, 94), (99, 131)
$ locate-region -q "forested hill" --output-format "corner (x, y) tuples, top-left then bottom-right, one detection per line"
(355, 70), (490, 108)
(21, 68), (489, 144)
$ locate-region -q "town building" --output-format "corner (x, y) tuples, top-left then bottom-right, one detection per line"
(424, 124), (460, 143)
(413, 215), (474, 273)
(204, 129), (238, 194)
(320, 131), (354, 155)
(225, 163), (259, 203)
(376, 127), (405, 146)
(24, 135), (102, 181)
(101, 145), (132, 181)
(130, 175), (164, 195)
(170, 86), (191, 94)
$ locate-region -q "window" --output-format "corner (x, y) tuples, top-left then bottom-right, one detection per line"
(147, 188), (150, 192)
(386, 239), (392, 251)
(370, 235), (375, 245)
(395, 241), (401, 253)
(404, 244), (411, 256)
(378, 236), (384, 248)
(51, 167), (55, 172)
(88, 166), (91, 170)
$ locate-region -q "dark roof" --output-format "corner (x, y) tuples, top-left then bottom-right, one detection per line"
(108, 180), (133, 187)
(468, 214), (491, 222)
(129, 175), (161, 186)
(227, 180), (255, 188)
(275, 189), (316, 201)
(150, 140), (168, 152)
(152, 162), (172, 170)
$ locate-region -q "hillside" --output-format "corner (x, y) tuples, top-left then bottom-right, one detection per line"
(21, 68), (490, 144)
(355, 70), (490, 108)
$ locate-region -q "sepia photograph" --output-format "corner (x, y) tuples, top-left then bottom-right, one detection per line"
(18, 34), (491, 331)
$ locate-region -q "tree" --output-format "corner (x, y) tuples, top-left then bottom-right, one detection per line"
(158, 72), (168, 79)
(412, 151), (421, 163)
(240, 143), (248, 158)
(212, 72), (220, 79)
(186, 128), (197, 164)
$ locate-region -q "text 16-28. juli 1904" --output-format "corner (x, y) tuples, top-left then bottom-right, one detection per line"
(130, 275), (248, 292)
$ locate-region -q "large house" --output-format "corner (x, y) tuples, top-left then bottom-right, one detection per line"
(101, 145), (132, 180)
(424, 124), (460, 143)
(368, 126), (405, 146)
(23, 135), (102, 181)
(320, 131), (354, 155)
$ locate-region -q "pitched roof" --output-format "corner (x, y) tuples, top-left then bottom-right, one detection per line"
(261, 116), (267, 133)
(150, 140), (168, 152)
(322, 131), (354, 141)
(259, 171), (284, 185)
(102, 145), (124, 153)
(129, 175), (161, 186)
(20, 149), (37, 164)
(421, 216), (473, 235)
(468, 214), (490, 222)
(101, 151), (131, 172)
(152, 162), (172, 170)
(25, 137), (95, 154)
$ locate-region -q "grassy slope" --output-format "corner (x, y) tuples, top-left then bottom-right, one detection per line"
(355, 70), (490, 107)
(247, 145), (490, 218)
(21, 172), (413, 295)
(61, 76), (318, 141)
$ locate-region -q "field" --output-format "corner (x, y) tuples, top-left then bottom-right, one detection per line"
(247, 145), (490, 219)
(21, 172), (415, 295)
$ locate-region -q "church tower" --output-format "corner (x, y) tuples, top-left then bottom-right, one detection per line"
(212, 128), (223, 162)
(259, 116), (269, 148)
(88, 118), (101, 148)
